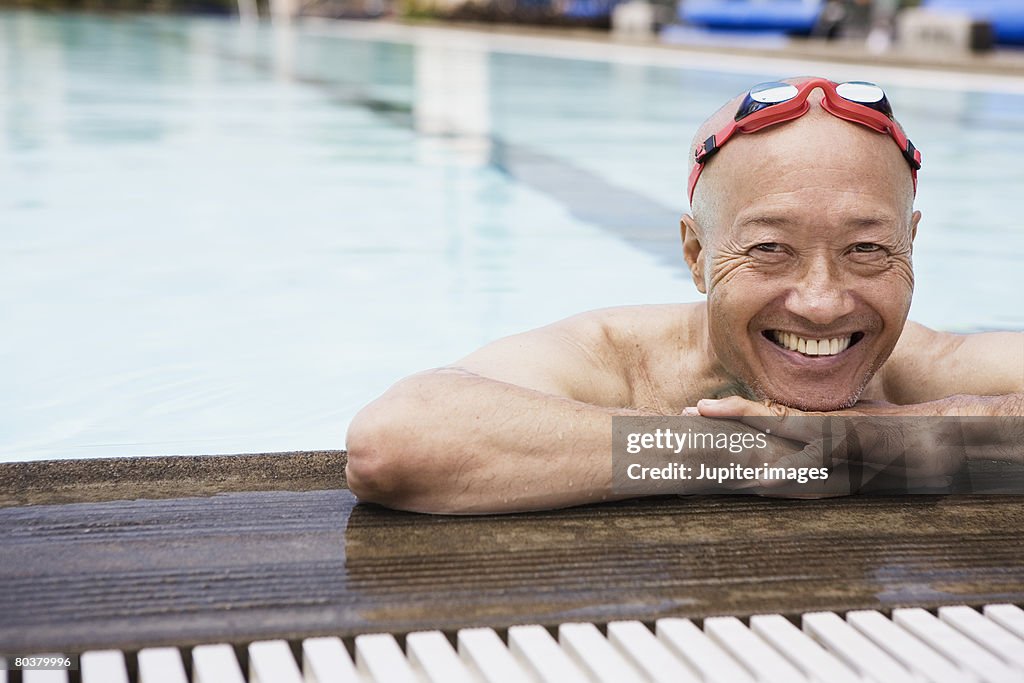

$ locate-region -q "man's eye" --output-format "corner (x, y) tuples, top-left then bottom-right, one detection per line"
(852, 243), (882, 253)
(753, 243), (783, 253)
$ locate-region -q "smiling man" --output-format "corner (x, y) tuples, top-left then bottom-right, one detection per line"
(685, 77), (921, 414)
(345, 77), (1024, 514)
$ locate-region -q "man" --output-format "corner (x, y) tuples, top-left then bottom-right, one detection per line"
(345, 77), (1024, 514)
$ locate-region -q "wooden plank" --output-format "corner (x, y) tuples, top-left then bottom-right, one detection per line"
(3, 454), (1021, 509)
(0, 455), (1022, 655)
(0, 451), (347, 508)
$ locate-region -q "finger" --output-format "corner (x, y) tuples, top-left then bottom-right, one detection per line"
(758, 442), (825, 488)
(694, 396), (764, 417)
(849, 399), (899, 415)
(759, 444), (864, 496)
(802, 427), (916, 493)
(697, 397), (822, 443)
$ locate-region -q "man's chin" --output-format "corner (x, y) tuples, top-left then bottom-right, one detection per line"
(767, 392), (860, 412)
(752, 381), (864, 412)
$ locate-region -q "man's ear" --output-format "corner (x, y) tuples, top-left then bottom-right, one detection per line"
(911, 210), (921, 242)
(680, 214), (707, 294)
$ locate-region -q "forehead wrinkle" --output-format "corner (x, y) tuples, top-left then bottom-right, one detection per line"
(736, 206), (904, 230)
(736, 214), (793, 229)
(730, 191), (908, 246)
(846, 215), (898, 228)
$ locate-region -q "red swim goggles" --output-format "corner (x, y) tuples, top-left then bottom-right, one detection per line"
(687, 78), (922, 204)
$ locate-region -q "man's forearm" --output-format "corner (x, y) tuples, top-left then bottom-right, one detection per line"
(344, 368), (648, 514)
(941, 392), (1024, 418)
(945, 393), (1024, 465)
(913, 392), (1024, 465)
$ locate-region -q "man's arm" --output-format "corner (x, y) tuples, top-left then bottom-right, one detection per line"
(344, 311), (641, 514)
(905, 325), (1024, 463)
(882, 324), (1024, 464)
(694, 324), (1024, 475)
(881, 322), (1024, 410)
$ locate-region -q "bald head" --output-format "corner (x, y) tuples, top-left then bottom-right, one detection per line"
(687, 77), (916, 235)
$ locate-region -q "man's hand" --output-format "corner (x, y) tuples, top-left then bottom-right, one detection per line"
(687, 396), (968, 490)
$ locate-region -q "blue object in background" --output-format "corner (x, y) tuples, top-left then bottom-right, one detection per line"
(923, 0), (1024, 45)
(563, 0), (617, 19)
(680, 0), (823, 35)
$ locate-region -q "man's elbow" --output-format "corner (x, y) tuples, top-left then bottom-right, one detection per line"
(344, 392), (455, 512)
(343, 372), (486, 513)
(344, 406), (407, 505)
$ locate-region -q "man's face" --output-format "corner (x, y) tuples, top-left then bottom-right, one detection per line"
(685, 105), (921, 411)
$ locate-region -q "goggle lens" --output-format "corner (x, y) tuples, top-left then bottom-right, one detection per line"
(749, 82), (799, 104)
(835, 81), (884, 104)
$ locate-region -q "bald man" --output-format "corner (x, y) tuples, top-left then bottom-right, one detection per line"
(346, 77), (1024, 514)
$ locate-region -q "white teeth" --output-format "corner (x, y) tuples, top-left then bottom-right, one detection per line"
(772, 331), (853, 356)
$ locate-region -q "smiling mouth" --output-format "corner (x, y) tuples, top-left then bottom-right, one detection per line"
(763, 330), (865, 357)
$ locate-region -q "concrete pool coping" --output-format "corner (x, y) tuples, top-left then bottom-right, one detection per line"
(1, 454), (1023, 654)
(0, 451), (347, 508)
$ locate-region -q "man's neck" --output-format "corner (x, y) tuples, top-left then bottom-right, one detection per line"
(688, 303), (754, 403)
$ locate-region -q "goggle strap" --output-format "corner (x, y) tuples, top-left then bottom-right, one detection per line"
(695, 135), (719, 164)
(903, 139), (922, 170)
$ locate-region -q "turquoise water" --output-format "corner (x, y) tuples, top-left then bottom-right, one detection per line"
(2, 12), (1022, 461)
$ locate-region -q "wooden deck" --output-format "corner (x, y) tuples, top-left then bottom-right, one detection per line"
(1, 453), (1023, 655)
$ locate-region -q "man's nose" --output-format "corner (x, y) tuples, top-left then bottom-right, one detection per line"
(783, 256), (856, 325)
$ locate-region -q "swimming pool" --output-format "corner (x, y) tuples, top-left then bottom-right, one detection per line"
(2, 11), (1022, 462)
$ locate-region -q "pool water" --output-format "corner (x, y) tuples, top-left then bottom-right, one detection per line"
(2, 11), (1022, 461)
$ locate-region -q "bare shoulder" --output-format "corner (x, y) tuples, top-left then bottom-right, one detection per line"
(576, 303), (696, 340)
(591, 303), (700, 361)
(881, 321), (1024, 404)
(453, 304), (698, 407)
(553, 303), (700, 364)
